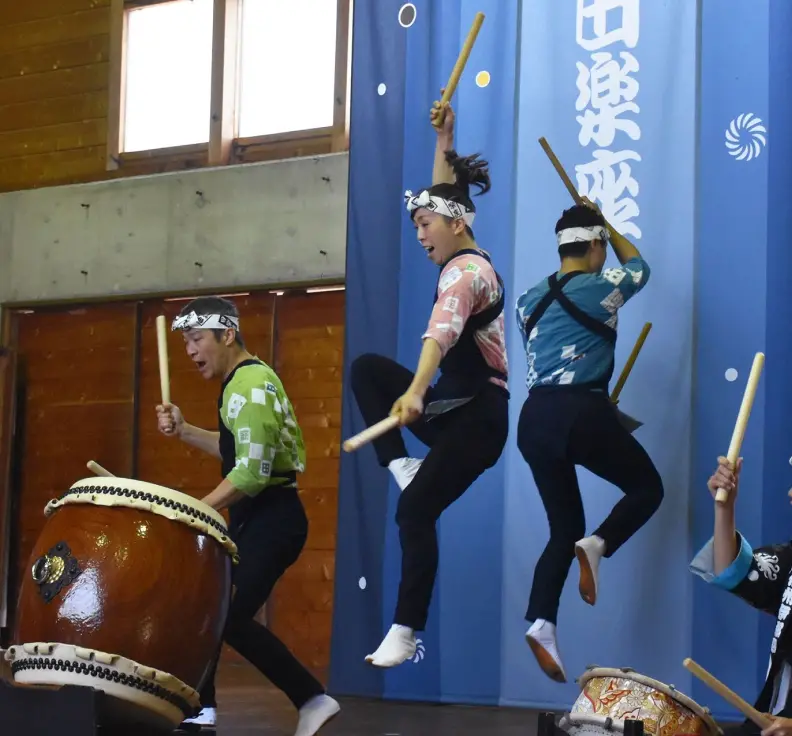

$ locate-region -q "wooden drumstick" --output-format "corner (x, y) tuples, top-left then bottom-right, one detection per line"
(538, 137), (584, 205)
(433, 12), (485, 128)
(156, 315), (171, 406)
(343, 415), (401, 453)
(611, 322), (652, 404)
(715, 352), (765, 503)
(0, 651), (12, 684)
(87, 460), (115, 477)
(683, 658), (773, 729)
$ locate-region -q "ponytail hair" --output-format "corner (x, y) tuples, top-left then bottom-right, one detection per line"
(426, 149), (491, 213)
(444, 150), (491, 199)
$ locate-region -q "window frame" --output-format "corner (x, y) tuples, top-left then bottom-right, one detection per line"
(107, 0), (351, 173)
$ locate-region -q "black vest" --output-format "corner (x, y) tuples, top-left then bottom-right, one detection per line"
(218, 359), (262, 478)
(521, 271), (616, 393)
(432, 249), (509, 401)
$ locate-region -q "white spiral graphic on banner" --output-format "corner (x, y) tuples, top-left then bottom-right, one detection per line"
(412, 639), (426, 663)
(725, 113), (767, 161)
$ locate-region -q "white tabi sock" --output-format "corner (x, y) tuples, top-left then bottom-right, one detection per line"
(526, 619), (567, 683)
(388, 457), (423, 491)
(575, 535), (606, 605)
(365, 624), (417, 668)
(294, 694), (341, 736)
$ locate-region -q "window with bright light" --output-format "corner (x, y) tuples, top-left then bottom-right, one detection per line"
(236, 0), (338, 138)
(122, 0), (215, 153)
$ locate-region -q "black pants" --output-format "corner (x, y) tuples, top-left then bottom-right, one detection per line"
(350, 353), (509, 631)
(517, 389), (664, 625)
(198, 487), (325, 710)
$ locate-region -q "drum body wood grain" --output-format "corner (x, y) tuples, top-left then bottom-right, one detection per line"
(4, 478), (237, 730)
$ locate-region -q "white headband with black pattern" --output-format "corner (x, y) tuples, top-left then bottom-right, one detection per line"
(556, 225), (610, 246)
(171, 311), (240, 332)
(404, 189), (476, 226)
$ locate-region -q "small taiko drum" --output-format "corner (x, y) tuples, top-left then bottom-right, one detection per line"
(559, 666), (722, 736)
(4, 477), (237, 730)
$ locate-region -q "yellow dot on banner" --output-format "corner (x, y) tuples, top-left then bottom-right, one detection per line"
(476, 70), (491, 88)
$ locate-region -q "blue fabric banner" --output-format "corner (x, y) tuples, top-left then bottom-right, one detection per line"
(333, 0), (788, 721)
(331, 0), (519, 704)
(500, 0), (697, 710)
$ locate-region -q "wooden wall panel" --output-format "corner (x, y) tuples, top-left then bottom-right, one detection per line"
(3, 0), (110, 26)
(0, 0), (111, 193)
(0, 36), (109, 81)
(0, 8), (109, 53)
(0, 91), (107, 133)
(0, 349), (18, 632)
(268, 290), (344, 681)
(8, 302), (136, 631)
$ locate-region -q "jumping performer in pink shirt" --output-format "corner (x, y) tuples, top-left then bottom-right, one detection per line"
(349, 97), (510, 668)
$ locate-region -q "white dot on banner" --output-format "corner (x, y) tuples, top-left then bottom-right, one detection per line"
(398, 3), (417, 28)
(725, 368), (738, 382)
(358, 577), (367, 590)
(476, 71), (491, 88)
(377, 83), (387, 96)
(749, 570), (759, 582)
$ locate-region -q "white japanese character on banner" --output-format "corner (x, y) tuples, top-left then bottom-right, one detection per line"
(576, 0), (639, 52)
(783, 586), (792, 606)
(780, 604), (791, 622)
(576, 150), (642, 238)
(576, 51), (640, 147)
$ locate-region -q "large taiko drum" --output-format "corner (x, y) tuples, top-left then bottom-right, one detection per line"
(3, 477), (237, 730)
(559, 667), (722, 736)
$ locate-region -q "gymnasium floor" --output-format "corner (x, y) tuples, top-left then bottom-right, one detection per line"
(213, 658), (540, 735)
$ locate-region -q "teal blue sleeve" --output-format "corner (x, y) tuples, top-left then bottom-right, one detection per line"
(589, 256), (650, 306)
(689, 531), (754, 590)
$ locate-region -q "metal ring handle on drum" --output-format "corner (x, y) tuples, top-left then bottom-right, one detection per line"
(31, 556), (53, 585)
(30, 542), (82, 604)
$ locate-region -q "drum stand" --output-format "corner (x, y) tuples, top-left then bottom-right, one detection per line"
(538, 712), (562, 736)
(539, 712), (646, 736)
(0, 680), (216, 735)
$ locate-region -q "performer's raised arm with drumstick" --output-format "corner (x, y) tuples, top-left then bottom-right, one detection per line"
(155, 296), (340, 736)
(347, 96), (509, 668)
(690, 457), (792, 736)
(516, 193), (663, 684)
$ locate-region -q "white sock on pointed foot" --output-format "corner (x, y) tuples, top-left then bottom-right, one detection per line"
(575, 535), (606, 605)
(388, 457), (423, 491)
(526, 619), (567, 683)
(294, 694), (340, 736)
(365, 624), (417, 668)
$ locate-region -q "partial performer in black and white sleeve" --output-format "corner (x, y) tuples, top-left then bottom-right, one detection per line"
(690, 456), (792, 736)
